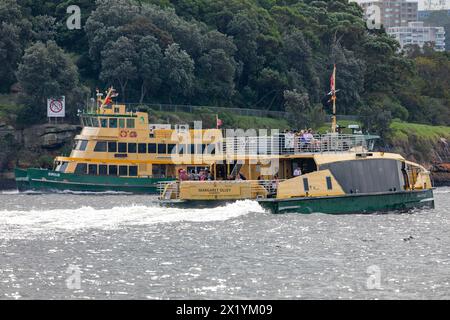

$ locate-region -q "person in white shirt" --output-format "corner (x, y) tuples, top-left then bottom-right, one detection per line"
(293, 167), (302, 177)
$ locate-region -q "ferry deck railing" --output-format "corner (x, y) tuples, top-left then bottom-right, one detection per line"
(220, 134), (375, 156)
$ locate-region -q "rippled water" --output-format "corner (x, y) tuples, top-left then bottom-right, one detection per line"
(0, 188), (449, 299)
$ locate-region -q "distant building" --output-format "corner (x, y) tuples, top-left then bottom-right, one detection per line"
(388, 21), (446, 50)
(418, 8), (450, 18)
(356, 0), (419, 28)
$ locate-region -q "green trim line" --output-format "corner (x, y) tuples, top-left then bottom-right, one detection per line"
(14, 168), (173, 194)
(258, 189), (434, 214)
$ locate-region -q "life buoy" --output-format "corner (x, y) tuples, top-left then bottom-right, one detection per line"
(129, 131), (137, 138)
(120, 130), (128, 138)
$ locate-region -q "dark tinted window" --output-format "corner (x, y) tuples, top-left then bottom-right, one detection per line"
(129, 166), (138, 177)
(100, 118), (108, 128)
(118, 143), (127, 153)
(326, 176), (333, 190)
(158, 144), (167, 154)
(119, 119), (125, 128)
(99, 165), (108, 176)
(168, 144), (176, 154)
(126, 119), (135, 128)
(88, 164), (98, 175)
(109, 165), (117, 176)
(109, 118), (117, 128)
(190, 144), (195, 154)
(178, 144), (186, 155)
(108, 142), (117, 153)
(138, 143), (147, 154)
(59, 162), (69, 173)
(119, 165), (128, 176)
(148, 143), (156, 153)
(303, 178), (309, 192)
(75, 163), (87, 175)
(128, 143), (137, 153)
(94, 141), (107, 152)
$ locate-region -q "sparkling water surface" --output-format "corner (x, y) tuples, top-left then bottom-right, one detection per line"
(0, 188), (449, 299)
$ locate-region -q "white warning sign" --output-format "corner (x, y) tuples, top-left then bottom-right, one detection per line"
(47, 96), (66, 117)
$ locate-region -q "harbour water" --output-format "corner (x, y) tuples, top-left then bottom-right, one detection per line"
(0, 188), (449, 299)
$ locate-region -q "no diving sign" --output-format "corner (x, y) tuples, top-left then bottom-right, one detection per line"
(47, 96), (66, 117)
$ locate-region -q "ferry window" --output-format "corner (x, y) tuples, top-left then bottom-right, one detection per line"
(126, 119), (135, 128)
(128, 143), (137, 153)
(92, 118), (99, 127)
(326, 176), (333, 190)
(158, 144), (167, 154)
(178, 144), (186, 155)
(303, 178), (309, 192)
(119, 119), (125, 128)
(94, 141), (107, 152)
(206, 144), (216, 155)
(152, 164), (166, 178)
(138, 143), (147, 154)
(118, 143), (127, 153)
(119, 165), (128, 176)
(75, 140), (88, 151)
(114, 107), (120, 113)
(88, 164), (98, 175)
(109, 118), (118, 128)
(190, 144), (195, 154)
(100, 118), (108, 128)
(99, 165), (108, 176)
(109, 165), (118, 176)
(108, 142), (117, 153)
(168, 144), (176, 154)
(196, 144), (206, 154)
(148, 143), (157, 154)
(74, 163), (87, 175)
(56, 162), (69, 173)
(129, 166), (138, 177)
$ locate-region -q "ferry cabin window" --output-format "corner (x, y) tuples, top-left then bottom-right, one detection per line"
(94, 141), (107, 152)
(118, 143), (127, 153)
(119, 119), (125, 128)
(100, 118), (108, 128)
(126, 119), (135, 129)
(152, 164), (166, 178)
(99, 165), (108, 176)
(92, 118), (99, 127)
(178, 144), (186, 155)
(158, 144), (167, 154)
(129, 166), (138, 177)
(56, 162), (69, 173)
(88, 164), (98, 175)
(128, 143), (137, 153)
(75, 140), (88, 151)
(119, 165), (128, 176)
(138, 143), (147, 154)
(75, 163), (87, 175)
(109, 118), (118, 128)
(207, 144), (216, 155)
(108, 142), (117, 153)
(168, 144), (176, 154)
(148, 143), (157, 154)
(109, 165), (118, 176)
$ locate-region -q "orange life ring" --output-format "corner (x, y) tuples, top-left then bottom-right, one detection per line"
(129, 131), (137, 138)
(120, 130), (128, 138)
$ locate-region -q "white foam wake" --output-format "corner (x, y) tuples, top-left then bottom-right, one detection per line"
(0, 200), (264, 238)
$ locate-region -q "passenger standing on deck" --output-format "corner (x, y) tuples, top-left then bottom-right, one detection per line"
(293, 167), (302, 177)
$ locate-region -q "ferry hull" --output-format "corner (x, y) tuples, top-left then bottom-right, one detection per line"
(258, 189), (434, 214)
(14, 168), (173, 194)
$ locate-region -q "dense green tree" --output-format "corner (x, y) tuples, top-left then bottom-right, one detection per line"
(100, 36), (138, 99)
(16, 41), (87, 123)
(137, 36), (163, 103)
(161, 43), (195, 103)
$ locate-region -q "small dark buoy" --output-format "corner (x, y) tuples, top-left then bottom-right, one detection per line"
(403, 236), (414, 242)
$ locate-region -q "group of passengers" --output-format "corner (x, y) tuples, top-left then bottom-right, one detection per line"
(283, 128), (319, 151)
(178, 168), (214, 181)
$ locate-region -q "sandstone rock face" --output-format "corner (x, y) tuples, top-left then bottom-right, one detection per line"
(22, 124), (80, 150)
(0, 123), (81, 176)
